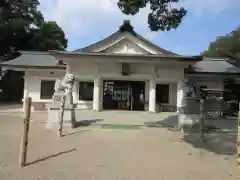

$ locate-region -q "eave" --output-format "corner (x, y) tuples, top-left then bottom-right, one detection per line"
(0, 64), (66, 70)
(187, 71), (240, 76)
(50, 50), (202, 63)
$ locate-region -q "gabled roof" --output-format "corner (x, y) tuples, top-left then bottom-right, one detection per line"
(189, 57), (240, 75)
(74, 20), (176, 55)
(0, 51), (65, 70)
(0, 20), (201, 70)
(50, 50), (201, 62)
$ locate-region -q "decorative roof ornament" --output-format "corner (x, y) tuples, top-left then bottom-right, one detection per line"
(119, 20), (136, 35)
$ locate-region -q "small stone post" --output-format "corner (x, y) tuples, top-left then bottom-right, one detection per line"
(199, 98), (205, 142)
(58, 95), (66, 137)
(237, 102), (240, 165)
(19, 97), (32, 167)
(69, 92), (76, 128)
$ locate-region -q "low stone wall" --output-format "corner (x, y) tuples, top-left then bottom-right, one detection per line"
(31, 101), (92, 111)
(32, 102), (49, 111)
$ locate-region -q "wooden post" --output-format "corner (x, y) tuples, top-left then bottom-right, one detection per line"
(237, 102), (240, 165)
(58, 95), (66, 137)
(19, 97), (31, 167)
(200, 98), (205, 142)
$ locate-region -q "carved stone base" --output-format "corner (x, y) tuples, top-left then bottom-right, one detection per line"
(47, 91), (77, 129)
(178, 113), (200, 132)
(47, 105), (76, 129)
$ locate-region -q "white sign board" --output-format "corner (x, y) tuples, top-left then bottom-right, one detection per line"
(52, 92), (65, 105)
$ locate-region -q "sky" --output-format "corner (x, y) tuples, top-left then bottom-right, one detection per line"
(39, 0), (240, 55)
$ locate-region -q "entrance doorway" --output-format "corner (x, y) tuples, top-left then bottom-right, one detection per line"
(103, 80), (145, 111)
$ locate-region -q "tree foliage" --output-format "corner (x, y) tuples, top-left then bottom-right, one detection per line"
(117, 0), (187, 31)
(0, 0), (67, 57)
(27, 21), (68, 51)
(203, 27), (240, 59)
(0, 0), (68, 102)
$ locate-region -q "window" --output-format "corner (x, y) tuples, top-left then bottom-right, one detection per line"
(40, 80), (55, 99)
(156, 84), (169, 104)
(79, 81), (94, 101)
(199, 85), (207, 98)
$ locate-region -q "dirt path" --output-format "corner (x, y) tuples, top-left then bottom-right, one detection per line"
(0, 114), (238, 180)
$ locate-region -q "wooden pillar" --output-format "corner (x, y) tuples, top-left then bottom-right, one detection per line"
(93, 77), (101, 111)
(199, 98), (205, 142)
(149, 79), (156, 112)
(237, 102), (240, 164)
(19, 97), (32, 167)
(22, 76), (29, 112)
(58, 95), (66, 137)
(144, 80), (149, 111)
(177, 80), (185, 113)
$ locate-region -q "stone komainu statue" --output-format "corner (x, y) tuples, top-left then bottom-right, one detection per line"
(54, 73), (75, 93)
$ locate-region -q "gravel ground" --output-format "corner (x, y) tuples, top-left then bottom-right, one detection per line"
(0, 114), (239, 180)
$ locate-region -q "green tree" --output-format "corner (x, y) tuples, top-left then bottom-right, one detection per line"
(203, 27), (240, 59)
(28, 21), (68, 51)
(0, 0), (44, 56)
(117, 0), (187, 31)
(0, 0), (68, 102)
(0, 0), (67, 57)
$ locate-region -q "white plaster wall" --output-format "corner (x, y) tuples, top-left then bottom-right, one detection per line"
(130, 64), (152, 74)
(156, 66), (184, 81)
(68, 61), (98, 77)
(75, 101), (93, 109)
(68, 61), (182, 110)
(27, 78), (41, 101)
(24, 70), (64, 102)
(24, 61), (184, 111)
(69, 61), (152, 79)
(69, 61), (184, 82)
(100, 62), (121, 76)
(24, 69), (93, 110)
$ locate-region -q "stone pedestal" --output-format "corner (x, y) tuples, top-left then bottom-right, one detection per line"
(47, 92), (76, 129)
(178, 114), (200, 131)
(178, 98), (201, 132)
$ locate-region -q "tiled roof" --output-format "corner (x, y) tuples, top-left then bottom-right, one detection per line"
(74, 20), (176, 55)
(0, 51), (65, 69)
(192, 57), (240, 74)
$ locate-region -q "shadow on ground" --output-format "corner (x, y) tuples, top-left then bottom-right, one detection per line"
(145, 114), (237, 156)
(144, 115), (180, 129)
(75, 119), (103, 127)
(62, 130), (90, 137)
(182, 132), (237, 155)
(26, 148), (76, 166)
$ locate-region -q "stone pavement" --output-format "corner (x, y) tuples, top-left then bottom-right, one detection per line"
(74, 110), (178, 126)
(0, 109), (236, 131)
